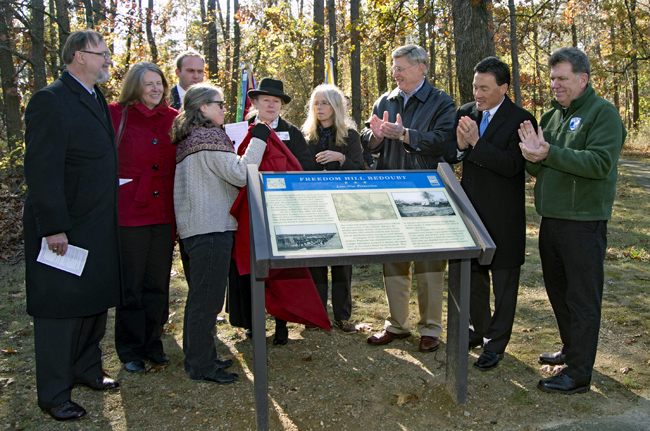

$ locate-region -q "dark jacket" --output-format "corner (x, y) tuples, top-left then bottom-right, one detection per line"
(526, 84), (626, 221)
(23, 71), (122, 318)
(108, 102), (178, 227)
(248, 116), (316, 170)
(306, 128), (365, 171)
(361, 79), (455, 170)
(445, 96), (536, 269)
(169, 84), (181, 110)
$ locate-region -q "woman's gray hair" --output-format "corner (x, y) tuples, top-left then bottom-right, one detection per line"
(548, 47), (590, 78)
(170, 83), (224, 144)
(392, 44), (429, 74)
(117, 62), (169, 106)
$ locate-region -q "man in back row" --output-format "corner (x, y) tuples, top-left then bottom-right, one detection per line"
(519, 47), (625, 394)
(170, 50), (205, 110)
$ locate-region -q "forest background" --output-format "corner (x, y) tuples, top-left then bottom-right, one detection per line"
(1, 0), (650, 257)
(2, 0), (650, 187)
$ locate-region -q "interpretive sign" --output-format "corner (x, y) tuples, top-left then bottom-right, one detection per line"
(246, 165), (495, 431)
(261, 171), (476, 257)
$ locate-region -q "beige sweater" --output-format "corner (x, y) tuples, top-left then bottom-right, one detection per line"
(174, 127), (266, 239)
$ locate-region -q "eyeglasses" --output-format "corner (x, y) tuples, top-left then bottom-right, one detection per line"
(391, 64), (418, 74)
(314, 101), (330, 107)
(206, 100), (225, 109)
(80, 50), (112, 60)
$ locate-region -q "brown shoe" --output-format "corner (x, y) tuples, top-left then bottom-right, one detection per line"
(44, 400), (86, 421)
(367, 330), (410, 345)
(419, 336), (440, 352)
(335, 320), (356, 333)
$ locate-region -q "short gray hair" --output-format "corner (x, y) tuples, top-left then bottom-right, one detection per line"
(392, 44), (428, 74)
(548, 47), (590, 78)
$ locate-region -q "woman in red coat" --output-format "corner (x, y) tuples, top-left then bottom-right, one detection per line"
(108, 62), (178, 374)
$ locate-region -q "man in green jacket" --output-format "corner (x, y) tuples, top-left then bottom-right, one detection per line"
(519, 47), (625, 394)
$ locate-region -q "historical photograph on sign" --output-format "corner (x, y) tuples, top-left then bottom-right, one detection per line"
(392, 191), (455, 217)
(274, 223), (343, 252)
(332, 192), (397, 221)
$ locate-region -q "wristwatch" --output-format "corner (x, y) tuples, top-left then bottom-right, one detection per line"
(398, 129), (407, 141)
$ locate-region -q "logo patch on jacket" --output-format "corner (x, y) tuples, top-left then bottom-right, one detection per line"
(569, 117), (581, 131)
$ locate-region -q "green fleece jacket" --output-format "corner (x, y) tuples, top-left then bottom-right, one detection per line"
(526, 84), (626, 221)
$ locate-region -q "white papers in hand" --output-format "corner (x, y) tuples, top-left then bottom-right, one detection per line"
(36, 237), (89, 277)
(225, 121), (249, 152)
(119, 179), (133, 186)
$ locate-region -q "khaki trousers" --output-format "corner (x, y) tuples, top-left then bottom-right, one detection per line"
(383, 260), (447, 338)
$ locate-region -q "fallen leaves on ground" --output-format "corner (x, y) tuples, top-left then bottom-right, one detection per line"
(394, 392), (420, 405)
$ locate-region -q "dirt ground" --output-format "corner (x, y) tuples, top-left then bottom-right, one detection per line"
(0, 161), (649, 431)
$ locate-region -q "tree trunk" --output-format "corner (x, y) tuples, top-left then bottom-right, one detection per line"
(55, 0), (71, 57)
(313, 0), (325, 87)
(446, 38), (454, 100)
(610, 23), (619, 112)
(206, 0), (218, 79)
(31, 0), (48, 91)
(350, 0), (361, 127)
(0, 3), (23, 174)
(418, 0), (426, 48)
(508, 0), (521, 106)
(628, 0), (639, 128)
(82, 0), (93, 28)
(92, 0), (105, 24)
(225, 0), (231, 84)
(227, 0), (240, 123)
(146, 0), (158, 63)
(451, 0), (491, 104)
(326, 0), (337, 84)
(428, 20), (436, 86)
(375, 47), (388, 95)
(48, 0), (59, 78)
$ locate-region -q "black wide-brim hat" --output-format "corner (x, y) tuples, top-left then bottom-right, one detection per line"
(248, 77), (292, 104)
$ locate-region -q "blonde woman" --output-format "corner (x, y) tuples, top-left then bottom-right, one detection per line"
(302, 84), (364, 332)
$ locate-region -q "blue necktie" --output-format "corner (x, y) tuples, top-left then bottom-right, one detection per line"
(479, 111), (491, 137)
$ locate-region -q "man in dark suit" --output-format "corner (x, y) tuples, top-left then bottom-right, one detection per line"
(23, 29), (121, 421)
(169, 50), (205, 110)
(445, 57), (536, 370)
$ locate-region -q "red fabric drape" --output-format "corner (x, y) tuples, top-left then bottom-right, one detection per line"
(231, 124), (330, 331)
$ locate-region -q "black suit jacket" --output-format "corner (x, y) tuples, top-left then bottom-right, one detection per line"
(445, 95), (537, 269)
(23, 70), (122, 318)
(170, 84), (181, 110)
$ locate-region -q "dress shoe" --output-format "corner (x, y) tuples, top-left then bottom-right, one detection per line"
(419, 336), (440, 352)
(147, 352), (170, 365)
(273, 324), (289, 345)
(537, 372), (590, 394)
(216, 358), (233, 370)
(367, 330), (410, 345)
(216, 316), (226, 325)
(335, 320), (356, 333)
(245, 329), (253, 339)
(538, 350), (566, 365)
(44, 400), (86, 421)
(81, 377), (120, 390)
(191, 368), (239, 384)
(473, 351), (504, 370)
(124, 360), (146, 374)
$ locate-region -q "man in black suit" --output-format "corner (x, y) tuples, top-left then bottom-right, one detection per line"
(23, 29), (121, 421)
(169, 50), (205, 110)
(445, 57), (536, 370)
